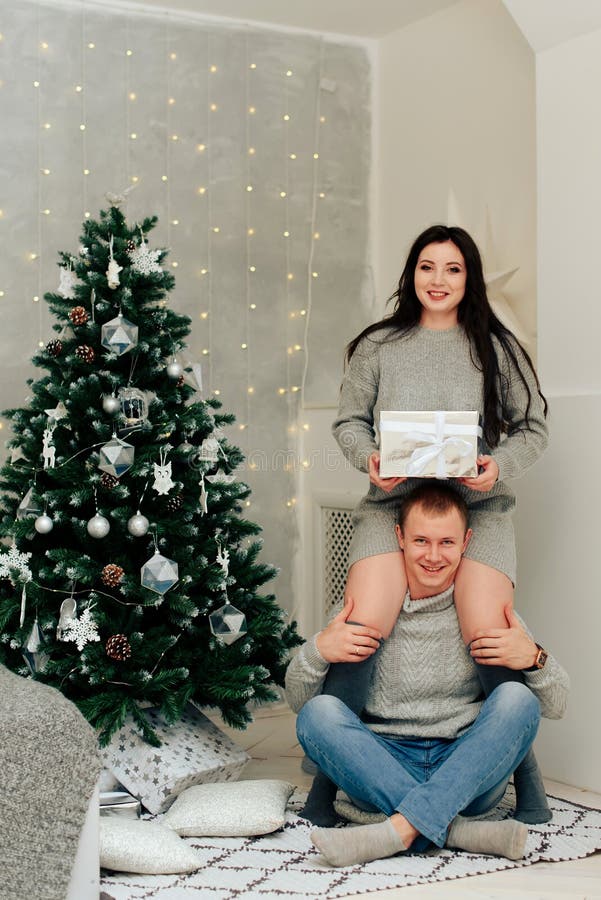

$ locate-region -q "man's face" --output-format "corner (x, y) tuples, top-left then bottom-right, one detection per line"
(396, 504), (472, 599)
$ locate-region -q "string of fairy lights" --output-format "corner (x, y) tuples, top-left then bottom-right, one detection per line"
(0, 3), (350, 507)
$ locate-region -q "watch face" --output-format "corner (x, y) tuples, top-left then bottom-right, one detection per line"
(536, 648), (548, 669)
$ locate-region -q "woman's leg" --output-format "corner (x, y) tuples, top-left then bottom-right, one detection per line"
(300, 551), (407, 825)
(454, 558), (551, 823)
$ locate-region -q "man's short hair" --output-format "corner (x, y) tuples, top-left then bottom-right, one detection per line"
(397, 481), (469, 533)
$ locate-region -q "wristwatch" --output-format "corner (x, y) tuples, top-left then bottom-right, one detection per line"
(525, 643), (548, 672)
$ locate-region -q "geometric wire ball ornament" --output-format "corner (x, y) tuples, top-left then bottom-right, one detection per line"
(140, 550), (178, 595)
(101, 314), (139, 356)
(98, 436), (135, 478)
(209, 602), (247, 645)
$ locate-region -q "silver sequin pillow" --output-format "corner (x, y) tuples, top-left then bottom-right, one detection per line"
(163, 779), (295, 837)
(100, 818), (201, 874)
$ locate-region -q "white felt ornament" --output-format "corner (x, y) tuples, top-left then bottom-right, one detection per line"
(106, 235), (123, 289)
(153, 447), (175, 495)
(42, 428), (56, 469)
(58, 263), (77, 299)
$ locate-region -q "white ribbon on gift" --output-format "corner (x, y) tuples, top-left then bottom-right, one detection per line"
(380, 411), (482, 478)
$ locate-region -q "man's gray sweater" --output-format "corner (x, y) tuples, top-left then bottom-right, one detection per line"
(285, 587), (569, 740)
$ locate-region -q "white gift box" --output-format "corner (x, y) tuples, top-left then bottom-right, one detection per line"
(100, 703), (250, 814)
(379, 410), (482, 479)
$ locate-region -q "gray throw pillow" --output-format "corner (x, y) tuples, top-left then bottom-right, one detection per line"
(100, 818), (201, 874)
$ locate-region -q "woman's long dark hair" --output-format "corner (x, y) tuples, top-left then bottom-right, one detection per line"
(346, 225), (547, 448)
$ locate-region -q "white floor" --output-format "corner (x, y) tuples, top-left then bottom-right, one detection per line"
(211, 703), (601, 900)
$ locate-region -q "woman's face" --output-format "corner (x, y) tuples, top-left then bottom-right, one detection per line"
(414, 240), (467, 329)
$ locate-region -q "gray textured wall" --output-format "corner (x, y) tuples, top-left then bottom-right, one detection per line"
(0, 0), (371, 613)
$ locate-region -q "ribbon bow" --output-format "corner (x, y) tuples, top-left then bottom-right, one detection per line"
(405, 412), (474, 478)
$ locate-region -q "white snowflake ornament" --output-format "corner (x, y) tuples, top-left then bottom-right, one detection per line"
(0, 545), (33, 581)
(129, 241), (162, 276)
(62, 607), (100, 652)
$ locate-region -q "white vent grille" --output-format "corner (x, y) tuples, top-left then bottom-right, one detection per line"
(322, 507), (354, 621)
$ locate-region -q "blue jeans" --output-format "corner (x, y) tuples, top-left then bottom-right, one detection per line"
(296, 682), (540, 850)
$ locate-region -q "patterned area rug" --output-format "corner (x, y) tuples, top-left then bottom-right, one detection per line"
(101, 788), (601, 899)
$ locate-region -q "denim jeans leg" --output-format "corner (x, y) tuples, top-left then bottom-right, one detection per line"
(296, 694), (421, 815)
(396, 683), (540, 847)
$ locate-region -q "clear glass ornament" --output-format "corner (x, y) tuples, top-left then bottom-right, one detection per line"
(16, 487), (41, 520)
(98, 436), (135, 478)
(140, 550), (178, 595)
(101, 314), (139, 356)
(118, 387), (148, 425)
(22, 618), (49, 673)
(209, 602), (247, 645)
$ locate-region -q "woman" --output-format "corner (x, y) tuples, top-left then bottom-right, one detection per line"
(301, 225), (549, 826)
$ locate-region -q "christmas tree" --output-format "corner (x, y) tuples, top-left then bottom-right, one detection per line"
(0, 204), (301, 746)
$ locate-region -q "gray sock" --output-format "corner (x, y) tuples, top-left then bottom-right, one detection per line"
(446, 815), (528, 860)
(311, 818), (406, 867)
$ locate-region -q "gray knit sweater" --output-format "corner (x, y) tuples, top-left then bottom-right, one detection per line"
(331, 326), (549, 580)
(0, 665), (101, 900)
(285, 587), (569, 740)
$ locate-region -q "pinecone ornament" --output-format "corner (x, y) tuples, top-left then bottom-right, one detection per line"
(69, 306), (89, 326)
(100, 472), (118, 490)
(101, 564), (124, 588)
(126, 238), (136, 253)
(75, 344), (95, 363)
(166, 492), (184, 512)
(176, 375), (185, 388)
(106, 633), (131, 661)
(46, 339), (63, 357)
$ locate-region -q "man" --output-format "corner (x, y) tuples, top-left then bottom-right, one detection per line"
(285, 482), (568, 867)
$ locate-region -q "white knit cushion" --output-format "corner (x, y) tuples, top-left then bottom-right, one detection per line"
(100, 818), (201, 874)
(163, 779), (295, 837)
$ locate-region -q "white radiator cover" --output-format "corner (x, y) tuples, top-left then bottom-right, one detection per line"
(311, 493), (359, 631)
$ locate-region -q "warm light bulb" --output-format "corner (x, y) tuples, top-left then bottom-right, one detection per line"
(241, 343), (247, 349)
(202, 348), (209, 355)
(43, 122), (51, 129)
(41, 41), (49, 49)
(283, 231), (290, 237)
(247, 227), (254, 236)
(287, 273), (294, 281)
(249, 266), (256, 272)
(280, 191), (287, 198)
(246, 185), (253, 192)
(129, 92), (136, 100)
(168, 97), (175, 105)
(239, 423), (246, 430)
(87, 42), (95, 49)
(79, 124), (86, 131)
(161, 175), (168, 181)
(33, 80), (40, 88)
(197, 143), (206, 152)
(200, 311), (208, 319)
(83, 168), (90, 175)
(247, 386), (255, 394)
(33, 295), (40, 302)
(286, 70), (293, 76)
(0, 291), (4, 297)
(170, 52), (177, 60)
(171, 261), (178, 268)
(131, 175), (139, 183)
(312, 272), (319, 278)
(314, 232), (320, 239)
(320, 115), (326, 123)
(313, 153), (319, 159)
(248, 106), (256, 114)
(198, 186), (206, 195)
(200, 267), (208, 274)
(283, 114), (290, 121)
(213, 389), (220, 395)
(29, 252), (38, 261)
(130, 132), (137, 139)
(245, 500), (251, 507)
(300, 309), (307, 316)
(42, 209), (50, 215)
(249, 303), (257, 310)
(41, 168), (50, 175)
(210, 103), (218, 112)
(294, 344), (302, 351)
(249, 63), (256, 69)
(292, 387), (301, 393)
(289, 153), (296, 160)
(319, 192), (325, 198)
(75, 84), (83, 92)
(171, 218), (179, 225)
(212, 226), (220, 233)
(171, 134), (179, 141)
(248, 147), (255, 155)
(210, 65), (218, 73)
(302, 423), (310, 431)
(278, 388), (287, 395)
(38, 341), (45, 348)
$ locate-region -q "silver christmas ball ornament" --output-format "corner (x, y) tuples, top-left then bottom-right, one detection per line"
(34, 514), (54, 534)
(166, 359), (183, 379)
(103, 394), (120, 414)
(87, 513), (110, 538)
(127, 511), (149, 536)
